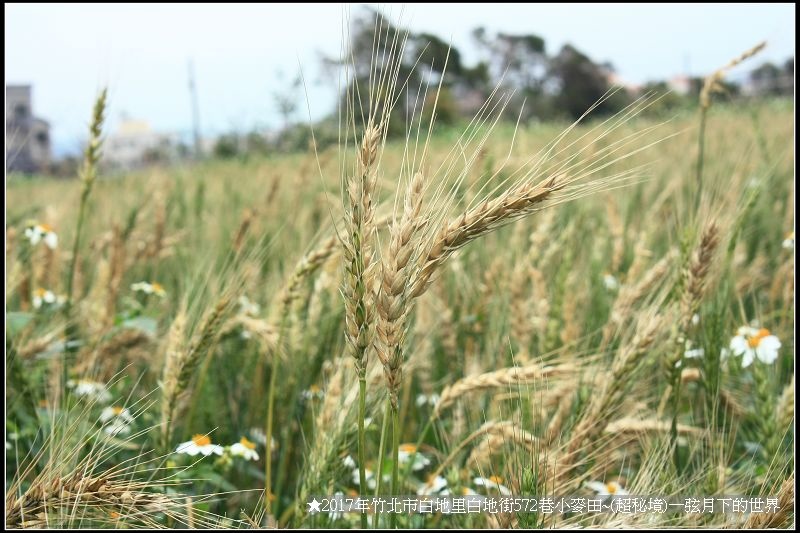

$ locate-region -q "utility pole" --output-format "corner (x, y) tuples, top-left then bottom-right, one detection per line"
(188, 59), (202, 158)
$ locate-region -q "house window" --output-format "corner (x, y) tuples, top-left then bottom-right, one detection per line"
(36, 131), (49, 145)
(15, 104), (28, 119)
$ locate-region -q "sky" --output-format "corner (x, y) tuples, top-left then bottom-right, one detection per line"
(5, 3), (795, 157)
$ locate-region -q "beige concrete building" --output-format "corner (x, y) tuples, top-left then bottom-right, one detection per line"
(104, 117), (177, 170)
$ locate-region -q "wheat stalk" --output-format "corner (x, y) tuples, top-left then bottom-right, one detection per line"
(160, 297), (232, 452)
(434, 362), (575, 417)
(65, 88), (107, 314)
(604, 417), (704, 437)
(742, 473), (794, 529)
(700, 42), (767, 110)
(277, 235), (339, 313)
(340, 123), (382, 527)
(679, 222), (720, 334)
(557, 313), (663, 486)
(159, 311), (187, 452)
(696, 41), (766, 197)
(604, 251), (675, 345)
(5, 474), (175, 528)
(544, 387), (576, 447)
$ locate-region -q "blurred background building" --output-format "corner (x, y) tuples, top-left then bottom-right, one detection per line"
(6, 84), (52, 173)
(104, 116), (182, 171)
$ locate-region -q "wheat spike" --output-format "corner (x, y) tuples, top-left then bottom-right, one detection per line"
(342, 124), (381, 379)
(742, 473), (794, 529)
(376, 171), (425, 408)
(434, 362), (575, 417)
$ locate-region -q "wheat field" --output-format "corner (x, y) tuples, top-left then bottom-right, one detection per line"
(5, 35), (795, 529)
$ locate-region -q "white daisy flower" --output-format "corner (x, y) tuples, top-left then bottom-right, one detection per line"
(238, 295), (261, 317)
(249, 428), (267, 446)
(729, 326), (781, 367)
(67, 379), (112, 403)
(100, 405), (133, 424)
(782, 231), (794, 250)
(603, 273), (619, 291)
(341, 454), (357, 470)
(417, 474), (448, 495)
(25, 227), (41, 246)
(415, 393), (440, 408)
(131, 281), (167, 298)
(6, 441), (11, 450)
(44, 232), (58, 250)
(301, 384), (324, 401)
(32, 288), (58, 310)
(229, 437), (260, 461)
(691, 313), (700, 326)
(585, 480), (629, 497)
(25, 223), (58, 249)
(684, 340), (705, 360)
(99, 406), (133, 436)
(397, 443), (431, 471)
(473, 475), (512, 496)
(175, 434), (224, 456)
(352, 467), (377, 490)
(104, 420), (133, 436)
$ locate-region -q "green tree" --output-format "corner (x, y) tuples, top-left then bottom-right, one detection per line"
(472, 27), (549, 120)
(548, 44), (628, 121)
(324, 7), (473, 133)
(213, 133), (240, 159)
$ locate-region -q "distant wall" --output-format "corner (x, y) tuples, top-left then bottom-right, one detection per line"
(6, 85), (52, 173)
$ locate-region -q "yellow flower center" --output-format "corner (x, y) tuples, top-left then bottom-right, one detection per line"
(110, 511), (121, 519)
(39, 223), (54, 233)
(112, 406), (124, 415)
(34, 288), (47, 297)
(488, 475), (504, 485)
(308, 384), (321, 393)
(747, 328), (771, 348)
(151, 282), (165, 294)
(192, 434), (211, 446)
(240, 436), (256, 450)
(399, 444), (417, 453)
(606, 482), (618, 494)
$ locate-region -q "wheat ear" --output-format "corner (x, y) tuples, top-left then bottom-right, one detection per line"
(376, 171), (425, 409)
(411, 174), (565, 299)
(434, 362), (575, 417)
